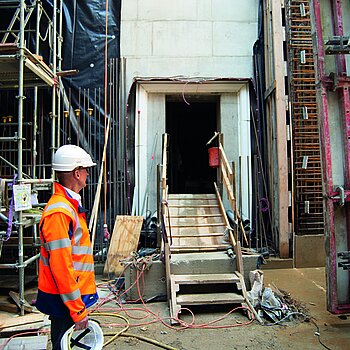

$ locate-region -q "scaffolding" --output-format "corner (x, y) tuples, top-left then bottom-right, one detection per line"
(286, 0), (325, 235)
(0, 0), (62, 315)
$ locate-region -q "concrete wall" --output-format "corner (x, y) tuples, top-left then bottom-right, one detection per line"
(294, 235), (326, 268)
(121, 1), (259, 216)
(121, 0), (259, 88)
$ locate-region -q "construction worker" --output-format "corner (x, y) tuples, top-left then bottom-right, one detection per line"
(35, 145), (98, 350)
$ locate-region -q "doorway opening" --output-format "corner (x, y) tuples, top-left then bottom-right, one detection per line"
(166, 96), (218, 194)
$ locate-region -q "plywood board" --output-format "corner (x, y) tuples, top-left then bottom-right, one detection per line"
(0, 335), (48, 349)
(103, 216), (143, 276)
(0, 312), (45, 330)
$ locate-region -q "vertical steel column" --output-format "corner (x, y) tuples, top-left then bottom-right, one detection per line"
(330, 0), (350, 220)
(17, 0), (26, 316)
(57, 0), (63, 148)
(312, 0), (350, 314)
(330, 0), (350, 311)
(33, 2), (42, 179)
(51, 0), (57, 168)
(312, 0), (337, 313)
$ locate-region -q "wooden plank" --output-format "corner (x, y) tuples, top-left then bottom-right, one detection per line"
(170, 274), (181, 318)
(214, 183), (231, 229)
(167, 199), (219, 206)
(169, 216), (224, 225)
(103, 215), (143, 276)
(270, 0), (290, 258)
(166, 226), (226, 235)
(177, 292), (245, 305)
(167, 204), (220, 209)
(0, 313), (45, 330)
(168, 207), (221, 215)
(219, 142), (233, 182)
(161, 134), (168, 195)
(173, 273), (240, 284)
(167, 222), (225, 228)
(170, 214), (222, 218)
(0, 336), (48, 349)
(170, 245), (229, 252)
(0, 302), (18, 313)
(171, 233), (224, 238)
(168, 194), (216, 199)
(171, 236), (224, 247)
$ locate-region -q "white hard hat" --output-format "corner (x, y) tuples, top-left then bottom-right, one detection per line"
(60, 320), (104, 350)
(52, 145), (96, 172)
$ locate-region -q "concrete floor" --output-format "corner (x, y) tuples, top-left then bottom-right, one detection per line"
(94, 266), (350, 349)
(0, 267), (349, 349)
(263, 267), (350, 350)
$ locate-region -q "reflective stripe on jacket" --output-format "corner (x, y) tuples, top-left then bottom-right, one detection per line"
(36, 182), (98, 322)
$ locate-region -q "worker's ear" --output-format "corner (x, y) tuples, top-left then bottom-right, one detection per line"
(73, 168), (80, 179)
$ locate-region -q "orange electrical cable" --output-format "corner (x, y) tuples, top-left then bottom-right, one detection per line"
(90, 255), (255, 332)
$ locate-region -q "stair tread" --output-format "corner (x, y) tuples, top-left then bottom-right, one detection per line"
(166, 222), (226, 227)
(167, 204), (220, 208)
(170, 244), (229, 250)
(172, 273), (240, 284)
(168, 194), (216, 199)
(170, 214), (222, 217)
(176, 292), (245, 305)
(171, 233), (224, 237)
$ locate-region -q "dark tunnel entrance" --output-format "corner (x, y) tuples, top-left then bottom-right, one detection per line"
(166, 96), (218, 194)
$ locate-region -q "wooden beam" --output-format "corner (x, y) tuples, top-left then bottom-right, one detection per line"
(270, 0), (290, 258)
(219, 142), (233, 182)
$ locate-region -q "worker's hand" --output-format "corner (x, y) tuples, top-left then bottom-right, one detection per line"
(74, 316), (89, 330)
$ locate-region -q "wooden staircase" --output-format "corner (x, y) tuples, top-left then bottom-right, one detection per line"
(165, 193), (229, 253)
(164, 193), (261, 323)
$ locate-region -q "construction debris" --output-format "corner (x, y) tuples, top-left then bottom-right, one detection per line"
(245, 276), (310, 325)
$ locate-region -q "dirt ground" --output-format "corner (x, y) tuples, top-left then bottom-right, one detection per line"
(0, 267), (349, 350)
(68, 268), (350, 350)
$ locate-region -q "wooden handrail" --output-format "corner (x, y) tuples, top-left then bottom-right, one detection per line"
(218, 140), (248, 246)
(220, 161), (235, 211)
(219, 142), (233, 182)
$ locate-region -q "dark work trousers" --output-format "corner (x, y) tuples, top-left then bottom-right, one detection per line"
(49, 315), (74, 350)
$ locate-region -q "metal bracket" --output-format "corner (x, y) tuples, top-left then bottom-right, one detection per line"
(338, 251), (350, 259)
(330, 186), (350, 206)
(338, 251), (350, 270)
(325, 36), (350, 54)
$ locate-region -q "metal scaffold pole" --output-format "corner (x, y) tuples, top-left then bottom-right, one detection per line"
(17, 0), (26, 316)
(51, 0), (57, 166)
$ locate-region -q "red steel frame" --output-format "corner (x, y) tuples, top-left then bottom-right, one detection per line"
(312, 0), (350, 314)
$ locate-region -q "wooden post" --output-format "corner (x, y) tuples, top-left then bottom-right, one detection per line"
(270, 0), (289, 258)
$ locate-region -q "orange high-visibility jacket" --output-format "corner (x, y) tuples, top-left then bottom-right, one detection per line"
(36, 182), (98, 322)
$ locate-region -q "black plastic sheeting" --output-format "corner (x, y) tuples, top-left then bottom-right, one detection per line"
(252, 0), (276, 254)
(60, 0), (121, 95)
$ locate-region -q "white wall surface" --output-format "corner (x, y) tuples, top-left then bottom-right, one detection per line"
(122, 1), (258, 217)
(121, 0), (259, 88)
